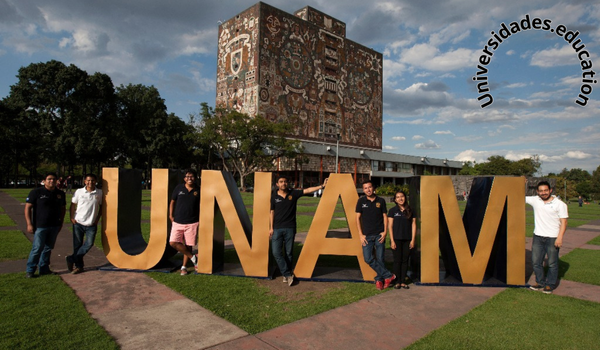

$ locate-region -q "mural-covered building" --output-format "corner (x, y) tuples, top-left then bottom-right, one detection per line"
(217, 2), (461, 187)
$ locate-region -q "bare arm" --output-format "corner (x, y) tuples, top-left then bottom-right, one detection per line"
(388, 216), (396, 250)
(555, 218), (568, 248)
(70, 203), (77, 224)
(356, 212), (367, 246)
(378, 213), (387, 243)
(269, 210), (274, 238)
(303, 178), (328, 195)
(169, 200), (176, 222)
(410, 217), (417, 249)
(24, 203), (34, 234)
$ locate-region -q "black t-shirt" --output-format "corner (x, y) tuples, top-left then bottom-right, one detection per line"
(388, 206), (412, 240)
(171, 184), (200, 224)
(355, 196), (387, 236)
(26, 186), (66, 228)
(271, 189), (303, 229)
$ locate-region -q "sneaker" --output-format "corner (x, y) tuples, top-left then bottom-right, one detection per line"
(71, 267), (83, 275)
(25, 272), (36, 278)
(376, 280), (384, 290)
(282, 276), (288, 283)
(384, 274), (396, 289)
(180, 267), (188, 276)
(288, 274), (294, 287)
(529, 284), (544, 291)
(542, 285), (553, 294)
(66, 256), (74, 272)
(190, 255), (198, 267)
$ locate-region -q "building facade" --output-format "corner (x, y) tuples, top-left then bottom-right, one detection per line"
(217, 3), (461, 187)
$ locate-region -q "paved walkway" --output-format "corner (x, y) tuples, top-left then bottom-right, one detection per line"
(1, 191), (599, 349)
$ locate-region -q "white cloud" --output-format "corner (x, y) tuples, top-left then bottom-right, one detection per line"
(412, 135), (424, 140)
(434, 130), (454, 135)
(415, 140), (440, 149)
(530, 45), (578, 68)
(383, 145), (398, 150)
(399, 43), (478, 71)
(391, 136), (406, 141)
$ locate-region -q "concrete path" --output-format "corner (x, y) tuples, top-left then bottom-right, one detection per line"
(2, 190), (599, 349)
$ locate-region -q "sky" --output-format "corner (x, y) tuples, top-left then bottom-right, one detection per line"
(1, 0), (598, 175)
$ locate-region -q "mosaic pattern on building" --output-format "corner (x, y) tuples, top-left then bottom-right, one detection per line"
(216, 3), (383, 150)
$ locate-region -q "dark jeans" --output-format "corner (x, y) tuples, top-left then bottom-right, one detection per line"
(532, 235), (560, 287)
(272, 228), (295, 277)
(392, 239), (411, 284)
(26, 226), (60, 274)
(68, 223), (97, 269)
(362, 235), (393, 282)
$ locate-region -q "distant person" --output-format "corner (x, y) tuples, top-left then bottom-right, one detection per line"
(169, 169), (200, 275)
(270, 175), (327, 286)
(578, 196), (583, 207)
(24, 172), (66, 278)
(387, 190), (416, 289)
(527, 181), (568, 294)
(356, 180), (395, 290)
(66, 175), (73, 193)
(66, 174), (102, 274)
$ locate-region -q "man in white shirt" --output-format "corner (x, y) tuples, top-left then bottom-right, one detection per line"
(526, 181), (568, 294)
(66, 174), (102, 274)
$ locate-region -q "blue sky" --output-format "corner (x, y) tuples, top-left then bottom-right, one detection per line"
(1, 0), (598, 174)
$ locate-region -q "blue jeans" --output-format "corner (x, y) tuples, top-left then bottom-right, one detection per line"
(26, 226), (60, 274)
(532, 235), (560, 287)
(363, 235), (393, 282)
(69, 223), (97, 269)
(272, 228), (295, 277)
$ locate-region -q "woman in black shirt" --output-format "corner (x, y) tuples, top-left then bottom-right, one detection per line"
(387, 191), (417, 289)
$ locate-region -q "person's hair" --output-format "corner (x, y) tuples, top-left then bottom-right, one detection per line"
(393, 190), (412, 219)
(84, 173), (97, 180)
(44, 172), (58, 180)
(184, 169), (197, 178)
(361, 180), (374, 187)
(275, 175), (289, 183)
(537, 181), (551, 190)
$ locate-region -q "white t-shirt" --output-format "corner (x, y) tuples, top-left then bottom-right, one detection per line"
(72, 187), (102, 226)
(525, 195), (568, 238)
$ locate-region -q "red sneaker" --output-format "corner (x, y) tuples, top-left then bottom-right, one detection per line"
(376, 280), (384, 290)
(384, 274), (396, 289)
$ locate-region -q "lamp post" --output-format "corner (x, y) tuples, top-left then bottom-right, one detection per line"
(335, 126), (341, 173)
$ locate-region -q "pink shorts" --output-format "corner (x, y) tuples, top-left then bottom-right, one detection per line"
(169, 222), (199, 246)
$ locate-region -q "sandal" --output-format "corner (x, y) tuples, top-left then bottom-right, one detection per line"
(180, 267), (188, 276)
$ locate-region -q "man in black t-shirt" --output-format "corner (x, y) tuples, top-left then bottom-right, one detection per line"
(356, 180), (395, 290)
(25, 172), (67, 278)
(169, 169), (201, 275)
(270, 175), (328, 286)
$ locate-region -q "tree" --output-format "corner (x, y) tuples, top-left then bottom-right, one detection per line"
(190, 103), (303, 190)
(475, 155), (512, 175)
(458, 161), (478, 175)
(116, 84), (193, 176)
(509, 156), (541, 176)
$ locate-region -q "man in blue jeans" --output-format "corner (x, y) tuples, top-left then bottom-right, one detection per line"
(356, 180), (395, 290)
(66, 174), (102, 274)
(269, 175), (327, 286)
(25, 172), (66, 278)
(526, 181), (568, 294)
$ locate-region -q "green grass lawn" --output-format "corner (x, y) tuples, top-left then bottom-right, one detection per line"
(406, 288), (600, 350)
(0, 230), (31, 262)
(0, 213), (16, 227)
(0, 273), (118, 349)
(588, 236), (600, 245)
(560, 248), (600, 286)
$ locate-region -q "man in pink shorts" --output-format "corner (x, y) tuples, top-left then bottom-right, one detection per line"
(169, 169), (201, 275)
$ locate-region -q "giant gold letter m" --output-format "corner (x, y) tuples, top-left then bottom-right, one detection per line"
(420, 176), (525, 285)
